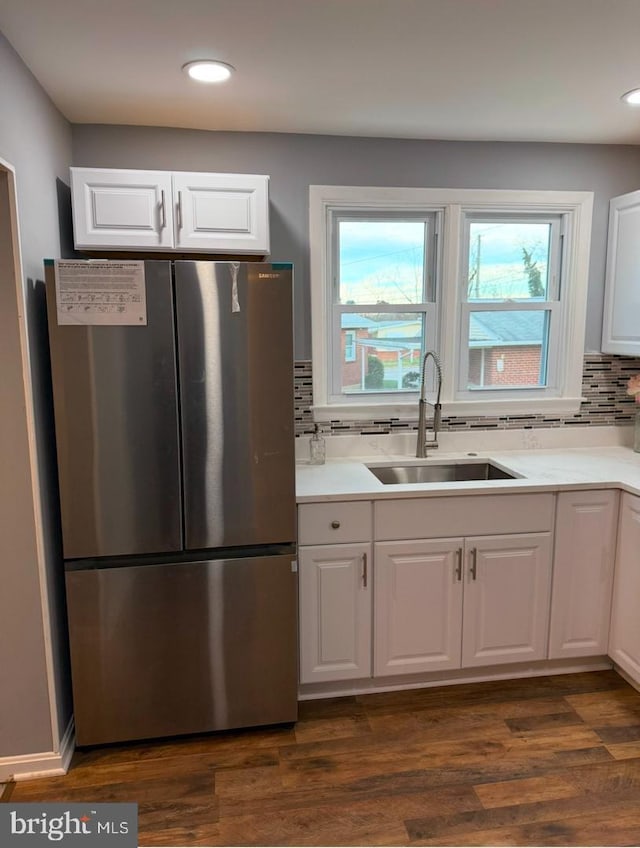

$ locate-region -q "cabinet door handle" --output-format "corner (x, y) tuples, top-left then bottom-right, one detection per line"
(362, 552), (368, 588)
(455, 547), (463, 581)
(469, 547), (477, 581)
(177, 190), (183, 229)
(159, 190), (166, 229)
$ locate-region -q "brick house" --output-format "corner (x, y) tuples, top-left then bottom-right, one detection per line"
(341, 311), (544, 391)
(469, 311), (545, 387)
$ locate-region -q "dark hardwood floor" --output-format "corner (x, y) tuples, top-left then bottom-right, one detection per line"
(4, 670), (640, 846)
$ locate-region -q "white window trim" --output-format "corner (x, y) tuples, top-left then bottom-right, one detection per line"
(310, 185), (593, 420)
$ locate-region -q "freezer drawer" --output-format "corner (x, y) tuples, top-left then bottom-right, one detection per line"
(66, 554), (298, 746)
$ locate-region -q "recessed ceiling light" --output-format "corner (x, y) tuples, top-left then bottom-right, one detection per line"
(183, 60), (234, 83)
(621, 88), (640, 106)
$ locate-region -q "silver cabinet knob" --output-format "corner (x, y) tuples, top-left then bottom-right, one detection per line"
(331, 520), (341, 529)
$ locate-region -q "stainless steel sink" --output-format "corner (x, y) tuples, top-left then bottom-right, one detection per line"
(366, 460), (519, 485)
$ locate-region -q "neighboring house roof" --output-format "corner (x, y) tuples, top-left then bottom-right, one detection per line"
(354, 338), (421, 353)
(341, 311), (543, 347)
(469, 311), (545, 347)
(340, 314), (378, 329)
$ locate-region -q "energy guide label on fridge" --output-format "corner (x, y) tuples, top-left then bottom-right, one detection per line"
(54, 260), (147, 325)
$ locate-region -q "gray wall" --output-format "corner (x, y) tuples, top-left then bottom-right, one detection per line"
(73, 125), (640, 358)
(0, 32), (73, 756)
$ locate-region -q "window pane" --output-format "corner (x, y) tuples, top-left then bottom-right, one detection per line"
(340, 312), (425, 394)
(467, 222), (552, 301)
(338, 220), (426, 305)
(467, 310), (550, 389)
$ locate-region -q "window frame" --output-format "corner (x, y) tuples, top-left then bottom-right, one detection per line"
(309, 185), (593, 420)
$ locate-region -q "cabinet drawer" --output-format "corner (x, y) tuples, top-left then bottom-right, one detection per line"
(298, 501), (372, 545)
(374, 493), (554, 541)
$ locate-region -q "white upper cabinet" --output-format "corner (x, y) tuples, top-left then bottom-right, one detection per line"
(173, 172), (269, 254)
(70, 167), (270, 255)
(602, 189), (640, 355)
(71, 168), (174, 250)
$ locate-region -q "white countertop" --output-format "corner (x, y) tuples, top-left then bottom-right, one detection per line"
(296, 434), (640, 503)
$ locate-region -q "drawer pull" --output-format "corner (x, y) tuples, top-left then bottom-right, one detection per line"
(331, 520), (341, 529)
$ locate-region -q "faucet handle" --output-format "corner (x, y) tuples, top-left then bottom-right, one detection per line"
(433, 403), (442, 432)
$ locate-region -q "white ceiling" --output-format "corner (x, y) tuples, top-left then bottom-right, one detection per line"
(2, 0), (640, 144)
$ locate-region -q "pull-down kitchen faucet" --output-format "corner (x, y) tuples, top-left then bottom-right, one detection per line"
(416, 350), (443, 457)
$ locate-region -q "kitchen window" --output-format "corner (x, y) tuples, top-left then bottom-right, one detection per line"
(331, 212), (438, 402)
(310, 186), (593, 419)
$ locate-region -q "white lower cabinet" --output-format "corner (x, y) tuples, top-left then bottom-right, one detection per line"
(374, 539), (464, 675)
(296, 485), (639, 694)
(609, 492), (640, 682)
(298, 543), (371, 684)
(549, 490), (619, 659)
(461, 533), (552, 667)
(374, 533), (552, 677)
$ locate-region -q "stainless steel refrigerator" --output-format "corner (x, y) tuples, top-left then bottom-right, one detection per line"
(44, 259), (298, 746)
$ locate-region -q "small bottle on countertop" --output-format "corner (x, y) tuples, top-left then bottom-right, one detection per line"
(309, 423), (326, 465)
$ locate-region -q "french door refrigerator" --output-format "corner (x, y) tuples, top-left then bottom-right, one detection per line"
(44, 259), (297, 746)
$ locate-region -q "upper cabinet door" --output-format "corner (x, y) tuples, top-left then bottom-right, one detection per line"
(71, 167), (174, 250)
(602, 189), (640, 355)
(173, 172), (270, 255)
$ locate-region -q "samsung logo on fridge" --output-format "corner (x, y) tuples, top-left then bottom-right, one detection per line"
(258, 272), (280, 278)
(2, 804), (137, 846)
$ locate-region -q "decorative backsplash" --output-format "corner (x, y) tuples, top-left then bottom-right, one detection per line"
(294, 354), (640, 437)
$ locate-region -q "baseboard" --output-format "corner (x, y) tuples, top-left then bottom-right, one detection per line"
(299, 657), (614, 700)
(611, 662), (640, 694)
(0, 715), (75, 782)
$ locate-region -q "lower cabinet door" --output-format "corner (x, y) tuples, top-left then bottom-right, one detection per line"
(549, 490), (618, 659)
(461, 533), (552, 668)
(298, 543), (371, 684)
(609, 493), (640, 681)
(374, 538), (464, 676)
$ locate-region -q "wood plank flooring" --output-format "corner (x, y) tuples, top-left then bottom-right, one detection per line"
(4, 670), (640, 846)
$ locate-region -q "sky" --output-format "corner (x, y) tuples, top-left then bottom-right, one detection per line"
(338, 219), (552, 304)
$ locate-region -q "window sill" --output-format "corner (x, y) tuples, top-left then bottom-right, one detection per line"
(312, 396), (585, 422)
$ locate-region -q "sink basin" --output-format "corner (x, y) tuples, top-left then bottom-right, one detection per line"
(367, 460), (519, 485)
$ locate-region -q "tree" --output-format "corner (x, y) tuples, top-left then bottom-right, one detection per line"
(364, 355), (384, 389)
(522, 247), (544, 297)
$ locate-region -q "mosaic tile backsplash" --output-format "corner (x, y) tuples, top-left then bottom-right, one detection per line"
(294, 354), (640, 437)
